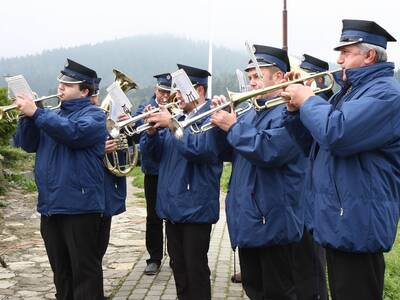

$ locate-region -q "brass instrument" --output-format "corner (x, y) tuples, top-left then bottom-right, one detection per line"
(171, 100), (253, 140)
(0, 93), (61, 122)
(170, 68), (340, 139)
(102, 69), (139, 177)
(229, 68), (340, 110)
(107, 94), (181, 137)
(100, 69), (138, 112)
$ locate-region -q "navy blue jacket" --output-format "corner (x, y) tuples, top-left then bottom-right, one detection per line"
(140, 100), (225, 223)
(283, 62), (400, 252)
(103, 163), (127, 217)
(225, 103), (306, 248)
(135, 96), (161, 175)
(14, 97), (107, 215)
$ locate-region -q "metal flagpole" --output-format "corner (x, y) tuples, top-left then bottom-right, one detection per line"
(283, 0), (288, 51)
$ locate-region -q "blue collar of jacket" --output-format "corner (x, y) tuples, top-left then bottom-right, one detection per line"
(333, 62), (395, 89)
(60, 97), (92, 111)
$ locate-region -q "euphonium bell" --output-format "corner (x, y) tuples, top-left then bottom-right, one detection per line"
(101, 69), (139, 177)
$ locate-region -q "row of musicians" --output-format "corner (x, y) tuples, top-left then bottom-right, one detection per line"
(13, 18), (400, 300)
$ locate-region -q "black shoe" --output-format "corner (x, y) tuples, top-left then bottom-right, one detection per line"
(231, 272), (242, 283)
(144, 262), (160, 275)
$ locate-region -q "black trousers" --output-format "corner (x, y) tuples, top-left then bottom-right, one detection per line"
(326, 247), (385, 300)
(239, 244), (297, 300)
(99, 216), (112, 259)
(40, 214), (104, 300)
(144, 174), (163, 265)
(166, 222), (212, 300)
(291, 229), (328, 300)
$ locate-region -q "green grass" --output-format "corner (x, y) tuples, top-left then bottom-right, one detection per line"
(130, 167), (144, 189)
(384, 230), (400, 299)
(220, 163), (232, 193)
(0, 146), (36, 196)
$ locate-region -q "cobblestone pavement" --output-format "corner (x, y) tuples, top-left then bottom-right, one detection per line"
(0, 180), (248, 300)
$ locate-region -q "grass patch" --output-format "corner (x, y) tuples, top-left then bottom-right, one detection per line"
(0, 146), (36, 195)
(384, 230), (400, 299)
(220, 163), (232, 193)
(0, 146), (35, 172)
(0, 200), (9, 207)
(130, 167), (144, 189)
(5, 173), (37, 192)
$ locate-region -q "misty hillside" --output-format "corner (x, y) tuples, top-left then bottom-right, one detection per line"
(0, 35), (248, 105)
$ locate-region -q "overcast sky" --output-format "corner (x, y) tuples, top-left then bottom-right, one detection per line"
(1, 0), (399, 67)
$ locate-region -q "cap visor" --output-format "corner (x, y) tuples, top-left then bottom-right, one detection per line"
(157, 84), (172, 92)
(333, 40), (361, 51)
(57, 74), (84, 84)
(245, 62), (275, 72)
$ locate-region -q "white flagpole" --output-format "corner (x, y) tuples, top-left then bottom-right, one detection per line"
(207, 37), (213, 99)
(207, 1), (213, 99)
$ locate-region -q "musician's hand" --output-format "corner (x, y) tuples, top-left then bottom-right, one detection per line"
(281, 84), (315, 109)
(211, 108), (237, 132)
(105, 139), (117, 154)
(211, 95), (227, 108)
(15, 95), (37, 117)
(284, 71), (302, 82)
(117, 113), (130, 121)
(146, 105), (172, 129)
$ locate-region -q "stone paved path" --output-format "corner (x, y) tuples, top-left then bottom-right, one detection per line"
(0, 179), (248, 299)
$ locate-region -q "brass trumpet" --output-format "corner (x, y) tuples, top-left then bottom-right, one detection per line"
(170, 68), (341, 139)
(171, 100), (253, 140)
(107, 101), (181, 138)
(0, 93), (61, 122)
(229, 68), (341, 110)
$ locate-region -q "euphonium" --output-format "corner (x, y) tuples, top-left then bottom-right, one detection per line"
(102, 69), (139, 177)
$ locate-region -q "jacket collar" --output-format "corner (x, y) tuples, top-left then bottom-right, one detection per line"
(333, 62), (395, 89)
(60, 97), (91, 111)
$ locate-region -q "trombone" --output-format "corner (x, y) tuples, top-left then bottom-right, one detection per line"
(0, 93), (61, 121)
(170, 68), (341, 139)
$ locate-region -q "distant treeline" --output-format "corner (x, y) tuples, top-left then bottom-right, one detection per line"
(0, 35), (247, 107)
(1, 35), (399, 107)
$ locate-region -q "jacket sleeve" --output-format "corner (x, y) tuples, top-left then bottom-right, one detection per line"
(227, 113), (301, 168)
(173, 126), (232, 163)
(281, 108), (314, 156)
(13, 117), (41, 153)
(139, 130), (164, 163)
(32, 108), (107, 149)
(300, 86), (400, 156)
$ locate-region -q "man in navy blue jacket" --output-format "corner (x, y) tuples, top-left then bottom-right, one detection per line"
(140, 64), (225, 300)
(211, 45), (307, 300)
(282, 19), (400, 300)
(14, 59), (107, 300)
(138, 73), (172, 275)
(299, 54), (333, 100)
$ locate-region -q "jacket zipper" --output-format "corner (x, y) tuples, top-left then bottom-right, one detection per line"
(251, 192), (266, 224)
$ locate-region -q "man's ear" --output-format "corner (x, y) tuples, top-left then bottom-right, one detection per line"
(81, 88), (90, 97)
(365, 49), (377, 64)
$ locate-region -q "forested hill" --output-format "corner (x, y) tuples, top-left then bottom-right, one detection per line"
(0, 35), (247, 105)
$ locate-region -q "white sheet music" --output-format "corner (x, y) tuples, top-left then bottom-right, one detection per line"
(171, 69), (199, 103)
(5, 75), (34, 99)
(106, 82), (133, 122)
(235, 69), (249, 92)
